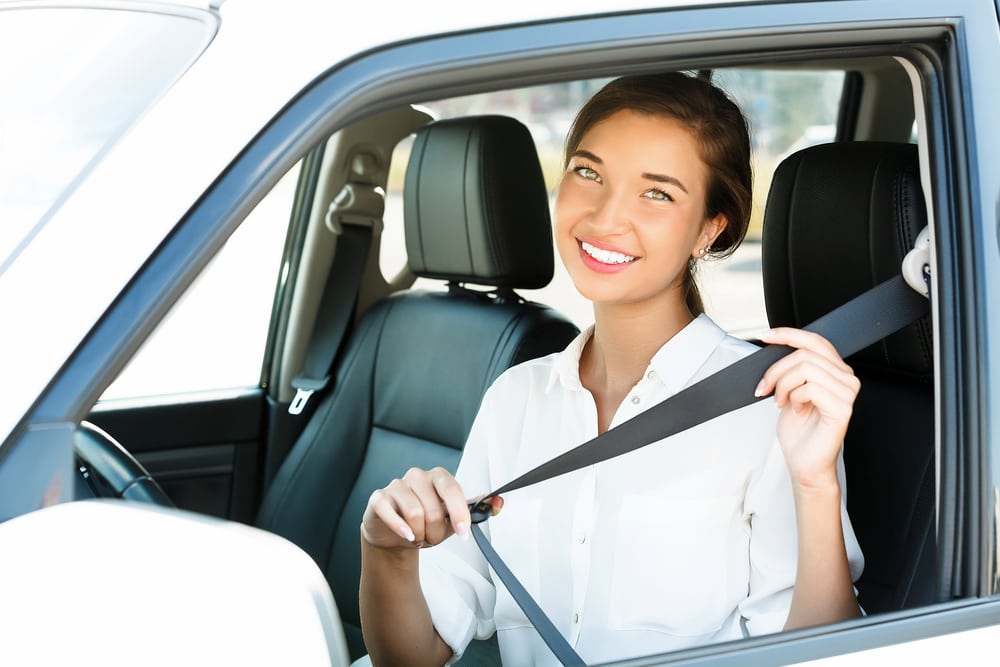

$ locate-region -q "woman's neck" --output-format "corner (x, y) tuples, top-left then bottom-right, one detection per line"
(580, 296), (694, 432)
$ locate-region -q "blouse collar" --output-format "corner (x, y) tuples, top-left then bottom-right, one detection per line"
(549, 314), (729, 395)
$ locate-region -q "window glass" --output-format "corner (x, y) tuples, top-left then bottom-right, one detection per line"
(0, 6), (214, 269)
(383, 70), (845, 336)
(701, 69), (844, 335)
(100, 164), (299, 400)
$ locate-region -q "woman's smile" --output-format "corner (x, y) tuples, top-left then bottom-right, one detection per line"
(578, 238), (638, 273)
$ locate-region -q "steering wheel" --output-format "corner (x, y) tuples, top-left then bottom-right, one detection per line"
(74, 421), (174, 506)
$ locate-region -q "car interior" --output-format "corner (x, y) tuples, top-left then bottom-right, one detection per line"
(79, 51), (940, 664)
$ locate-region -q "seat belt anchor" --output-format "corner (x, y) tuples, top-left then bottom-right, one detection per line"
(325, 183), (385, 236)
(901, 226), (931, 298)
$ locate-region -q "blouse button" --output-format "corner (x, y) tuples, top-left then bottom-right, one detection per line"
(576, 534), (586, 544)
(573, 613), (580, 624)
(647, 370), (656, 381)
(630, 395), (640, 405)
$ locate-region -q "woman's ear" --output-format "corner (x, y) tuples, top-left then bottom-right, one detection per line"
(692, 213), (728, 258)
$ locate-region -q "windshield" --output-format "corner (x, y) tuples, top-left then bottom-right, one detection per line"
(0, 4), (216, 273)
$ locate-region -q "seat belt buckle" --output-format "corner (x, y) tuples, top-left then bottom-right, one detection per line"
(288, 375), (330, 415)
(469, 498), (497, 524)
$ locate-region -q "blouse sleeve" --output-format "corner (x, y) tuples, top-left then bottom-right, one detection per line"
(738, 437), (865, 635)
(417, 384), (502, 663)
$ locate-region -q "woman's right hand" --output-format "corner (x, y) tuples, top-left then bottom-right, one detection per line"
(361, 466), (483, 549)
(360, 468), (495, 666)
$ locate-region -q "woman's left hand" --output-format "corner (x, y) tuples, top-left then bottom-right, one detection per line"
(755, 327), (861, 491)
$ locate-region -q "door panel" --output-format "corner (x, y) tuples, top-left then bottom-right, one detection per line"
(88, 389), (264, 523)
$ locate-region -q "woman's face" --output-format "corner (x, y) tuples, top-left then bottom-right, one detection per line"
(553, 109), (725, 310)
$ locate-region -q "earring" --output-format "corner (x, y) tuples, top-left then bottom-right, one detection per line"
(698, 247), (708, 256)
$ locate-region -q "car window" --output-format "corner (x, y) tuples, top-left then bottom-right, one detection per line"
(381, 69), (844, 336)
(100, 163), (299, 400)
(0, 5), (216, 272)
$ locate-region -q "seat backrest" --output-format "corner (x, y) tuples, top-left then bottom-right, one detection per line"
(256, 115), (579, 659)
(762, 141), (936, 614)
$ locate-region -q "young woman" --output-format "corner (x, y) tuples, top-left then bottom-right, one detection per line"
(359, 72), (863, 666)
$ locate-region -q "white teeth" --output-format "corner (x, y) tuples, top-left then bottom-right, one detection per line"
(581, 241), (636, 265)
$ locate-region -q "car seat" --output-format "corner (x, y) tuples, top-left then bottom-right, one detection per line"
(256, 115), (580, 659)
(761, 141), (936, 613)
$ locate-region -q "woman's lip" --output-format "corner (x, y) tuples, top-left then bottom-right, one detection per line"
(577, 237), (634, 255)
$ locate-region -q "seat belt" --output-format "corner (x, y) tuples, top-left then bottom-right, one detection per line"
(288, 184), (382, 415)
(467, 264), (931, 664)
(288, 224), (371, 415)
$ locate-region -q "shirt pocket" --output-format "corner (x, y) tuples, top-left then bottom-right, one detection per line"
(609, 492), (740, 637)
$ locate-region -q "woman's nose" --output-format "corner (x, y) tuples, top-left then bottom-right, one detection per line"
(588, 189), (631, 233)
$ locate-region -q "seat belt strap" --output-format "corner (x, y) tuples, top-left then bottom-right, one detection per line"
(471, 523), (587, 666)
(288, 223), (372, 415)
(476, 274), (929, 502)
(468, 274), (929, 665)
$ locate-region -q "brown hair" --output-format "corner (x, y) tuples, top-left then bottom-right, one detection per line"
(564, 72), (752, 315)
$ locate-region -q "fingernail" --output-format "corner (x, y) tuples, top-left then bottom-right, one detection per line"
(400, 525), (416, 542)
(754, 379), (766, 398)
(759, 329), (775, 341)
(454, 520), (470, 541)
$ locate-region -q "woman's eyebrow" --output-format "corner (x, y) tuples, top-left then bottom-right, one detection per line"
(641, 171), (688, 194)
(569, 149), (602, 163)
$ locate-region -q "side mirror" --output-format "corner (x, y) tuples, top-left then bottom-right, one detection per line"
(0, 500), (349, 666)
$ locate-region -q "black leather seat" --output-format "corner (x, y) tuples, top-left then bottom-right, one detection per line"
(256, 115), (579, 659)
(762, 141), (936, 613)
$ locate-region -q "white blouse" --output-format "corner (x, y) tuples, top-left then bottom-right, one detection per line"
(419, 314), (864, 666)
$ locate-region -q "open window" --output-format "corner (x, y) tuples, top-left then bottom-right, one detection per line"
(254, 49), (945, 663)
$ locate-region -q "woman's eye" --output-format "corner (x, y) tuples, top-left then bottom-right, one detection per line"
(574, 166), (601, 182)
(644, 188), (674, 202)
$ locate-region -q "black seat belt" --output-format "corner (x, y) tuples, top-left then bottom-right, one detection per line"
(467, 274), (930, 666)
(289, 223), (371, 415)
(289, 184), (382, 416)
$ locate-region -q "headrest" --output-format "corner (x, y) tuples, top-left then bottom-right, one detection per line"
(403, 115), (554, 289)
(762, 142), (933, 379)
